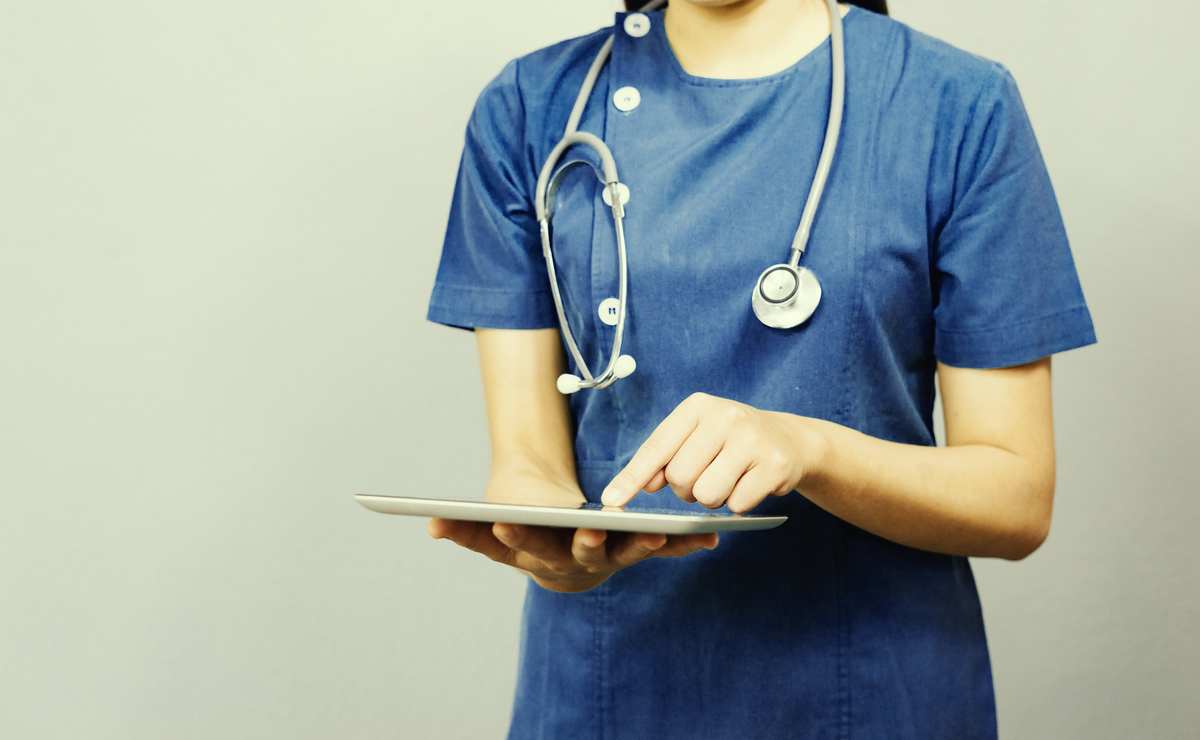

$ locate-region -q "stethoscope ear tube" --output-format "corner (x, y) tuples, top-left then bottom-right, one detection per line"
(535, 132), (620, 221)
(540, 164), (633, 393)
(536, 26), (636, 394)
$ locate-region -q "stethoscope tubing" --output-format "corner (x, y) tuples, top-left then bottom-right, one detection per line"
(790, 0), (845, 265)
(536, 0), (842, 392)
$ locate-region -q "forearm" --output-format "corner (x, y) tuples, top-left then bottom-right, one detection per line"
(796, 417), (1053, 560)
(476, 327), (580, 491)
(603, 359), (1056, 560)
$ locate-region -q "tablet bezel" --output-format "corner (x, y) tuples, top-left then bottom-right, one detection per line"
(355, 495), (787, 534)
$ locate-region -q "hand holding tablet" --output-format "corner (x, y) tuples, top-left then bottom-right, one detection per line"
(357, 477), (785, 593)
(428, 515), (720, 594)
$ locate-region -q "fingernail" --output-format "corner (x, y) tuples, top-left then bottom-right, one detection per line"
(494, 524), (512, 540)
(600, 487), (620, 506)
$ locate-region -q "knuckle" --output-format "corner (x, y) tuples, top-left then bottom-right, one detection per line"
(727, 496), (752, 514)
(721, 404), (749, 425)
(639, 436), (666, 460)
(663, 461), (694, 491)
(691, 479), (719, 507)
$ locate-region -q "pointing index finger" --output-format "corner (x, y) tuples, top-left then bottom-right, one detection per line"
(601, 403), (700, 506)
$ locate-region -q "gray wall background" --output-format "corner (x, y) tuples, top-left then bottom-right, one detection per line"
(1, 0), (1196, 737)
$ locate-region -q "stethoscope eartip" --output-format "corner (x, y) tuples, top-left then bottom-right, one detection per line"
(557, 374), (583, 395)
(614, 355), (636, 379)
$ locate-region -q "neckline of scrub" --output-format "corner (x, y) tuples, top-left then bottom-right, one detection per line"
(646, 5), (856, 89)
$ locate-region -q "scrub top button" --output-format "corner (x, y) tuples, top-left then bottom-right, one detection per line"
(624, 13), (651, 38)
(598, 297), (621, 326)
(613, 86), (641, 113)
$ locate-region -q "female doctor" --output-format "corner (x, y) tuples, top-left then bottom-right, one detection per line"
(426, 0), (1095, 737)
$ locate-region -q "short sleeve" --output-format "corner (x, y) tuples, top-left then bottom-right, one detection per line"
(932, 67), (1096, 368)
(426, 61), (558, 331)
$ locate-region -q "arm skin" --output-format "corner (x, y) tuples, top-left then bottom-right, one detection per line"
(427, 328), (718, 593)
(602, 357), (1056, 561)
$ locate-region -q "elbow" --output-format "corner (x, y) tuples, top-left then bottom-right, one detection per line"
(1000, 482), (1054, 561)
(1002, 513), (1051, 561)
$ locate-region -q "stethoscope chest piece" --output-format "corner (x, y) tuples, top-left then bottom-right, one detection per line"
(751, 264), (822, 329)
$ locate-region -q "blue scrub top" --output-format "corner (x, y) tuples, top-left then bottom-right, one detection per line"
(429, 8), (1095, 739)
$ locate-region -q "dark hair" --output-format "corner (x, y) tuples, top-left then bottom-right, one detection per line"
(624, 0), (888, 14)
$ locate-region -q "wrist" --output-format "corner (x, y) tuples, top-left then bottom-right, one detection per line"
(488, 456), (585, 504)
(491, 451), (576, 483)
(777, 412), (835, 491)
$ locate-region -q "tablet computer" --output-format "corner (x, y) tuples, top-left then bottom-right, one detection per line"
(355, 494), (787, 534)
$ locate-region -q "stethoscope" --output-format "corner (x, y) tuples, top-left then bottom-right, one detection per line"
(535, 0), (845, 395)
